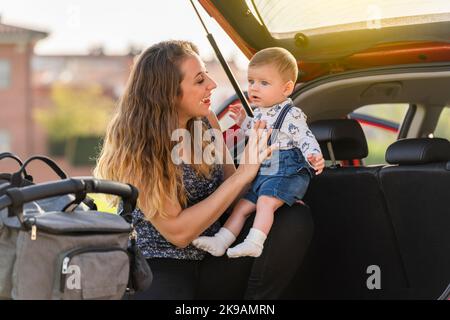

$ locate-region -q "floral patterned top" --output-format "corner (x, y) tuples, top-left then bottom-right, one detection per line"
(132, 118), (223, 260)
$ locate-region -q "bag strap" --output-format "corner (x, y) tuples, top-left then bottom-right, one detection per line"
(0, 152), (23, 166)
(6, 187), (25, 220)
(3, 155), (97, 211)
(10, 155), (67, 187)
(0, 152), (32, 181)
(268, 103), (293, 146)
(62, 192), (98, 212)
(119, 183), (139, 223)
(62, 189), (87, 212)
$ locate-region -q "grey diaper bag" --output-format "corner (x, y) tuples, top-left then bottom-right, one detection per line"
(0, 176), (139, 300)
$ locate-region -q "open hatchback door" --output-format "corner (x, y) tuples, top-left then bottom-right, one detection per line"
(199, 0), (450, 81)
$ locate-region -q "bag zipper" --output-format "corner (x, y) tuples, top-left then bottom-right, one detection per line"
(31, 224), (37, 240)
(60, 246), (129, 293)
(23, 217), (38, 240)
(22, 216), (130, 241)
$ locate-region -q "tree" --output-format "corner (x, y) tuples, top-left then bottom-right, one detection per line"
(35, 83), (116, 141)
(35, 84), (116, 164)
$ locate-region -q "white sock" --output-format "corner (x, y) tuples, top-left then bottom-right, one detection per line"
(192, 227), (236, 256)
(227, 228), (267, 258)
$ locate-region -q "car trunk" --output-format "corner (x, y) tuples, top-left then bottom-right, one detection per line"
(198, 0), (450, 299)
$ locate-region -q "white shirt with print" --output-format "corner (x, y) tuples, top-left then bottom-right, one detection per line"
(240, 98), (322, 159)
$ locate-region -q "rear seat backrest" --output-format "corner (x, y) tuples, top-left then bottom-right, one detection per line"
(380, 138), (450, 298)
(286, 119), (408, 299)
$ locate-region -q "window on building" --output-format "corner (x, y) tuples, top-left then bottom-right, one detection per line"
(0, 130), (11, 152)
(0, 59), (11, 89)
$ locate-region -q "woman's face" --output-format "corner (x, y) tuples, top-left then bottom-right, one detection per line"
(176, 54), (217, 125)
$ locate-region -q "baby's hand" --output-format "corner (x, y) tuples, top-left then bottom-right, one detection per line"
(228, 103), (247, 126)
(307, 153), (325, 175)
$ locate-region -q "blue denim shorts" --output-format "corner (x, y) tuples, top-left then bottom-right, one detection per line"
(243, 148), (314, 206)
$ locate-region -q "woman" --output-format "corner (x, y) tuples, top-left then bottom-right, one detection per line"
(94, 40), (314, 299)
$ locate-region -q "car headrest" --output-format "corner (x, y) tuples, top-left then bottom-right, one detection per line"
(309, 119), (368, 160)
(386, 138), (450, 165)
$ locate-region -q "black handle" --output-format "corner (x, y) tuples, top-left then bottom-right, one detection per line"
(0, 152), (24, 166)
(10, 155), (67, 187)
(0, 177), (138, 218)
(0, 153), (31, 180)
(19, 155), (66, 178)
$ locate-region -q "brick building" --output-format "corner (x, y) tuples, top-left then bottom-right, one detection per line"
(0, 21), (47, 157)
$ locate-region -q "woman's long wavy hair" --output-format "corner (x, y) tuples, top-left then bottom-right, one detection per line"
(94, 40), (213, 219)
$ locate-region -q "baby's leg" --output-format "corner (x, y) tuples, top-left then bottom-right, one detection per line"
(227, 196), (284, 258)
(192, 199), (256, 256)
(224, 199), (256, 235)
(253, 195), (284, 235)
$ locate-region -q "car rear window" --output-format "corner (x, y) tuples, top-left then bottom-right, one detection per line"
(434, 106), (450, 140)
(249, 0), (450, 38)
(351, 103), (408, 165)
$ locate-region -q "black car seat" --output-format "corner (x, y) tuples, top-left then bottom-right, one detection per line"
(380, 138), (450, 299)
(286, 119), (408, 299)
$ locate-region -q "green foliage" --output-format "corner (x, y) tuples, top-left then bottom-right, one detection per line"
(35, 84), (116, 141)
(66, 136), (103, 166)
(365, 139), (391, 165)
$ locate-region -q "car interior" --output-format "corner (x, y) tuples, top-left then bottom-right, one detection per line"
(276, 63), (450, 299)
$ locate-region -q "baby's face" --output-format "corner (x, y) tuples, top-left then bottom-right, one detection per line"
(247, 64), (293, 108)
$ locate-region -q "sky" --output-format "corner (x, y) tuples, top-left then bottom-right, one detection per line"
(0, 0), (248, 66)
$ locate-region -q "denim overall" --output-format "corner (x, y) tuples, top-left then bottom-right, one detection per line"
(243, 104), (314, 206)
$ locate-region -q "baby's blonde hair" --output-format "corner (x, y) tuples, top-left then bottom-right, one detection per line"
(249, 47), (298, 83)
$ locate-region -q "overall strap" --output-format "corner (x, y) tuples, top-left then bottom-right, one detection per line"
(268, 103), (293, 146)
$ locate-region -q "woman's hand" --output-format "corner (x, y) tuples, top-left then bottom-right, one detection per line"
(150, 121), (276, 248)
(229, 103), (247, 126)
(235, 120), (277, 182)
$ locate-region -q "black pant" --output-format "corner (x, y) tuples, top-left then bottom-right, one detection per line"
(131, 203), (313, 300)
(131, 258), (201, 300)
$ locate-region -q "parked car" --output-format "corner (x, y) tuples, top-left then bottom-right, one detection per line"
(199, 0), (450, 299)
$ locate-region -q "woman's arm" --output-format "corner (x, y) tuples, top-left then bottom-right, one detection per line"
(150, 170), (248, 248)
(148, 120), (273, 248)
